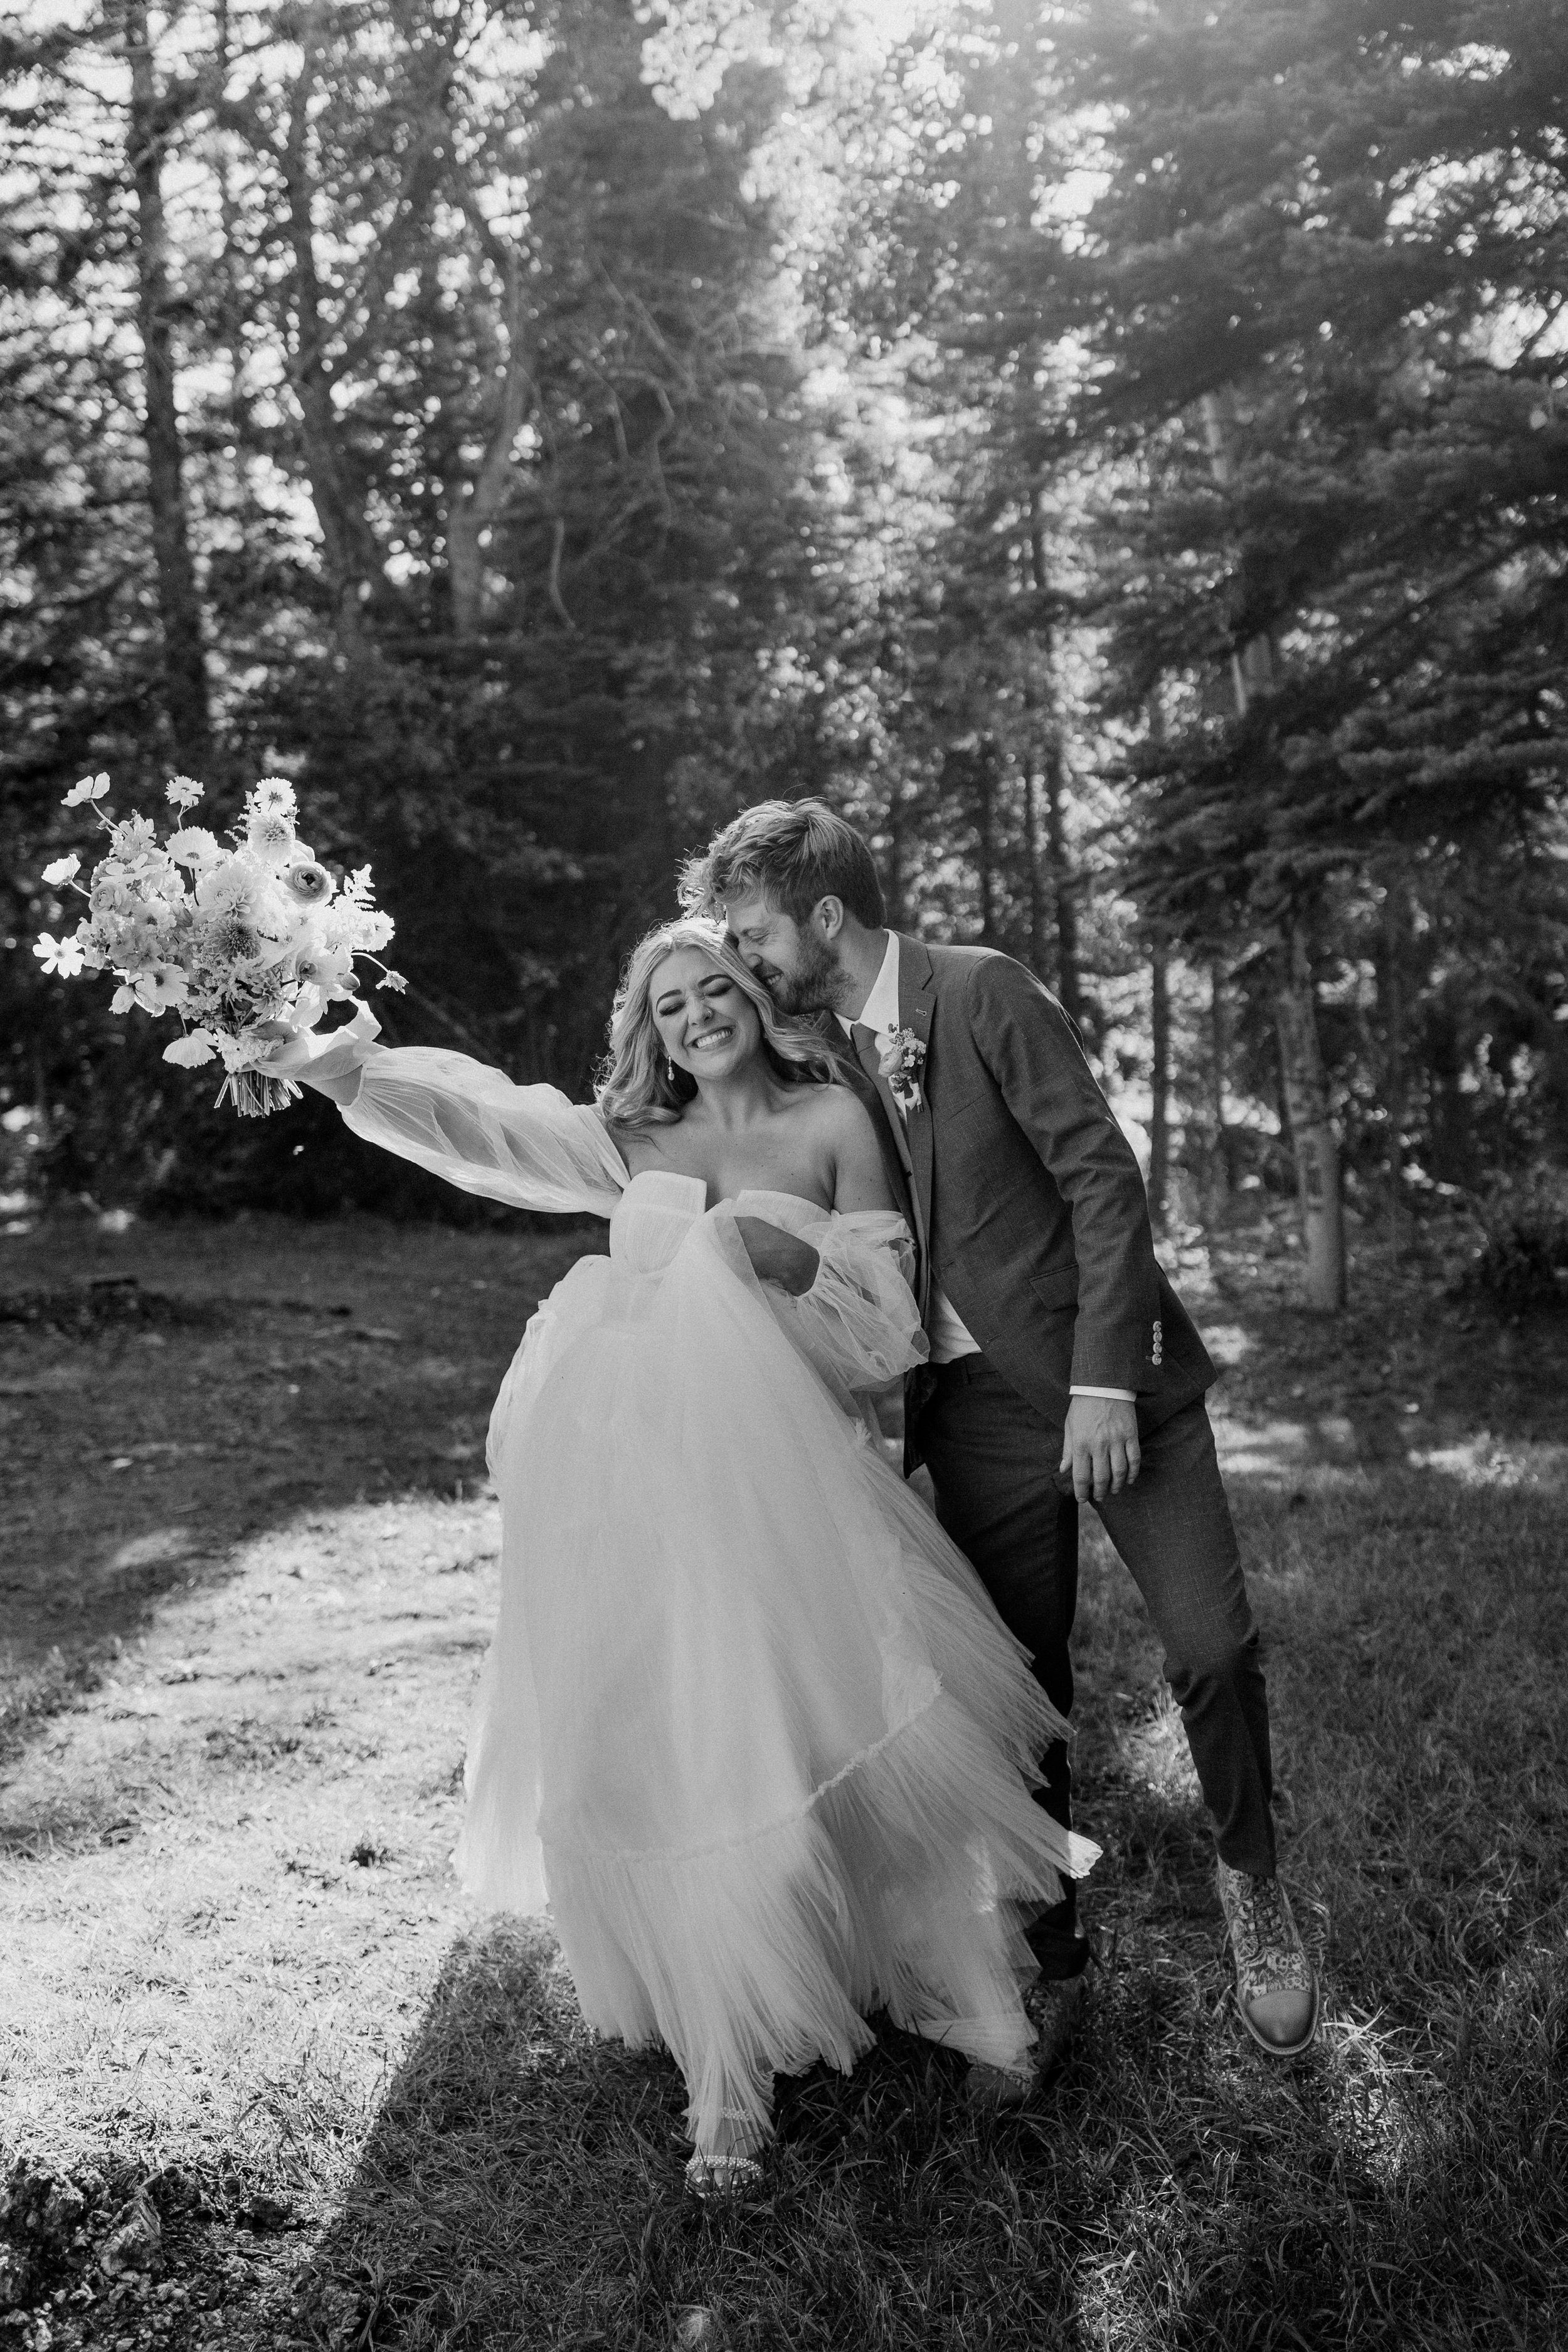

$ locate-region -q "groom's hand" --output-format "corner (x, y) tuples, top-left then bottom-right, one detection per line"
(1061, 1395), (1141, 1503)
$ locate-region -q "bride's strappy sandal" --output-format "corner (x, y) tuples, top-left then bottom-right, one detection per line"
(683, 2150), (766, 2203)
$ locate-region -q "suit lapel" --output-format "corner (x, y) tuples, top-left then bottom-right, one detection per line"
(896, 935), (936, 1268)
(824, 1022), (916, 1231)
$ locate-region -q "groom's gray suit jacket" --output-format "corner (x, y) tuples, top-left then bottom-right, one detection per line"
(834, 935), (1215, 1438)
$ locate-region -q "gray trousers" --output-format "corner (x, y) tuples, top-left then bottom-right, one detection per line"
(915, 1357), (1276, 1979)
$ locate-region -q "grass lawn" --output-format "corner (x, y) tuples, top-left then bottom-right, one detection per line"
(1, 1207), (1565, 2351)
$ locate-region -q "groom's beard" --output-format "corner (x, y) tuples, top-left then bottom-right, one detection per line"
(765, 929), (849, 1018)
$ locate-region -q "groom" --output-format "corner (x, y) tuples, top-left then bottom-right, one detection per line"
(683, 798), (1319, 2082)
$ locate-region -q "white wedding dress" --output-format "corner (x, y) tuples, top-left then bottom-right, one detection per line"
(327, 1032), (1098, 2154)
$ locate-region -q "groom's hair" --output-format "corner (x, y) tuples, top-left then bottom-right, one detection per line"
(680, 798), (886, 930)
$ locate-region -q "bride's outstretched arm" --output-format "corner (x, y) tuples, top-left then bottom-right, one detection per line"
(262, 1005), (627, 1217)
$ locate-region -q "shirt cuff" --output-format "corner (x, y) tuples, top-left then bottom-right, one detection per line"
(1069, 1385), (1137, 1402)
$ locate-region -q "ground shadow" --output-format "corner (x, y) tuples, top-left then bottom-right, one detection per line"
(0, 1212), (600, 1768)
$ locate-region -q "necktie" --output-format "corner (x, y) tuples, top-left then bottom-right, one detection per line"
(851, 1022), (914, 1177)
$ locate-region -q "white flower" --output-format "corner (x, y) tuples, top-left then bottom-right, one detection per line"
(877, 1025), (926, 1115)
(110, 985), (139, 1015)
(194, 860), (259, 918)
(245, 810), (297, 867)
(61, 773), (110, 808)
(41, 854), (80, 887)
(34, 931), (86, 977)
(252, 778), (297, 817)
(347, 906), (395, 952)
(376, 969), (408, 993)
(282, 861), (333, 906)
(163, 1030), (218, 1067)
(167, 825), (223, 869)
(166, 776), (205, 811)
(134, 965), (189, 1013)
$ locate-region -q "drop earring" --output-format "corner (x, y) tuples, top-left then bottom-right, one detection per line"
(667, 1055), (676, 1083)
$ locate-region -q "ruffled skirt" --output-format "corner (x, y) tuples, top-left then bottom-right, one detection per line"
(457, 1211), (1096, 2153)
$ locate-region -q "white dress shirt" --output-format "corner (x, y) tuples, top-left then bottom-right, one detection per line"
(842, 935), (1135, 1401)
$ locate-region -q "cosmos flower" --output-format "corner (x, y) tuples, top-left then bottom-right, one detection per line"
(34, 931), (86, 977)
(134, 965), (190, 1013)
(166, 776), (204, 811)
(61, 773), (110, 808)
(162, 1031), (218, 1066)
(41, 854), (80, 887)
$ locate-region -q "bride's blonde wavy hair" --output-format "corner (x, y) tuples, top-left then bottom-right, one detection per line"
(596, 918), (842, 1130)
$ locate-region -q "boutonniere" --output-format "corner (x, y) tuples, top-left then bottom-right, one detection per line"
(877, 1026), (926, 1116)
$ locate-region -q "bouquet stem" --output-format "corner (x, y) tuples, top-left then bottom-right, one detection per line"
(215, 1071), (303, 1118)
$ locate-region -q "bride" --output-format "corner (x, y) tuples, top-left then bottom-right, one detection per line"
(265, 919), (1096, 2195)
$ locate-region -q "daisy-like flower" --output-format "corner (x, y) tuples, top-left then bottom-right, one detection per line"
(252, 778), (297, 817)
(163, 1030), (218, 1067)
(166, 776), (204, 812)
(41, 854), (80, 887)
(61, 773), (110, 808)
(134, 965), (190, 1014)
(34, 931), (86, 977)
(167, 825), (223, 870)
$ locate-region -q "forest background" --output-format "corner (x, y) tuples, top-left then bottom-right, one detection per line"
(4, 0), (1567, 1310)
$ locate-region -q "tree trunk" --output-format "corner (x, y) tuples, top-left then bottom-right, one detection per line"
(1207, 959), (1232, 1224)
(975, 743), (997, 944)
(1377, 880), (1410, 1256)
(1202, 387), (1345, 1305)
(125, 0), (209, 773)
(1027, 481), (1080, 1020)
(1042, 743), (1081, 1027)
(446, 188), (537, 636)
(1149, 935), (1170, 1230)
(1275, 920), (1347, 1311)
(1020, 756), (1043, 979)
(278, 7), (384, 655)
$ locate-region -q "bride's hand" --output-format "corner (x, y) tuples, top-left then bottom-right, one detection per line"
(733, 1215), (820, 1296)
(253, 1007), (381, 1099)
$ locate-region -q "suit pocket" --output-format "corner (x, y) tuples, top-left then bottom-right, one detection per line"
(1029, 1266), (1079, 1312)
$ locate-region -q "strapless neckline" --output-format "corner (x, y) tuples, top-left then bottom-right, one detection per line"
(620, 1168), (833, 1217)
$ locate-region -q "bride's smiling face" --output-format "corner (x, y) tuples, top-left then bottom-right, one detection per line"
(649, 948), (762, 1084)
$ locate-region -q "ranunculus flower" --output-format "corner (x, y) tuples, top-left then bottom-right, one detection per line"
(41, 854), (80, 887)
(282, 861), (332, 906)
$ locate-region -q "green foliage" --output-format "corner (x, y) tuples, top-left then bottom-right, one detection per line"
(2, 0), (1564, 1219)
(1466, 1167), (1568, 1308)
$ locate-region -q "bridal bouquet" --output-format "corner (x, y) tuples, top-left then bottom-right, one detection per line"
(34, 771), (403, 1115)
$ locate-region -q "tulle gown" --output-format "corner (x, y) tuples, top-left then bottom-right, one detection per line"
(330, 1033), (1098, 2154)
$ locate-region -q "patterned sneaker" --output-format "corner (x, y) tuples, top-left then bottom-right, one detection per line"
(1216, 1860), (1320, 2057)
